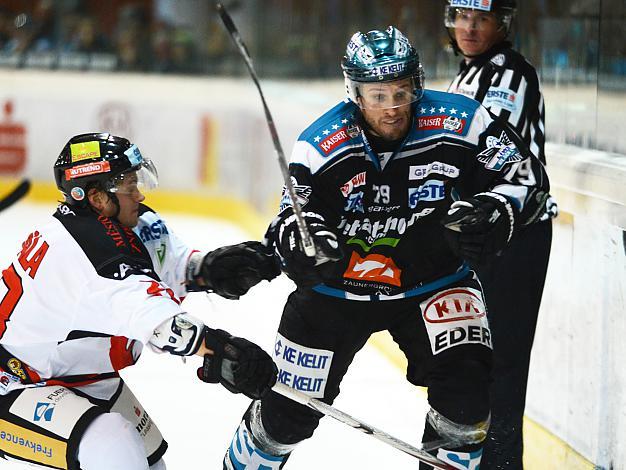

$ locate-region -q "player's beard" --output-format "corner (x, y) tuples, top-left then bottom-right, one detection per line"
(361, 105), (412, 141)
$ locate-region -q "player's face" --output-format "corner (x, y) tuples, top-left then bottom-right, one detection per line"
(452, 9), (504, 57)
(98, 173), (145, 227)
(359, 79), (413, 141)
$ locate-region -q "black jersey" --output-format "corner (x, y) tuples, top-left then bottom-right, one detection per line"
(448, 42), (546, 164)
(276, 90), (550, 300)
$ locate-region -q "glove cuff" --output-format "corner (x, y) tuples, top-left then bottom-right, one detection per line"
(185, 251), (208, 292)
(474, 192), (515, 243)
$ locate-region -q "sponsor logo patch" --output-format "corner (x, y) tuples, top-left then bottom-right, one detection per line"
(69, 141), (100, 163)
(64, 161), (111, 180)
(319, 127), (350, 154)
(408, 180), (445, 208)
(420, 287), (491, 354)
(340, 171), (366, 197)
(409, 162), (459, 180)
(449, 0), (492, 11)
(274, 333), (333, 398)
(483, 87), (520, 113)
(417, 115), (465, 133)
(33, 403), (55, 422)
(343, 252), (401, 286)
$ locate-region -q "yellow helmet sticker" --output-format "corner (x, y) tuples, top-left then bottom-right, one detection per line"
(70, 141), (101, 163)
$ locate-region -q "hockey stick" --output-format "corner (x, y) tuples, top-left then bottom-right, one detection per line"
(272, 382), (458, 469)
(215, 2), (317, 258)
(0, 179), (30, 213)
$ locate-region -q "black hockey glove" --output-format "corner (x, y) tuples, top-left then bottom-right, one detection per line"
(187, 241), (280, 299)
(275, 212), (343, 287)
(441, 192), (515, 265)
(197, 327), (278, 400)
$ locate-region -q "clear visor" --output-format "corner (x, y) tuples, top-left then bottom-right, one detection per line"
(350, 76), (422, 110)
(108, 159), (159, 195)
(444, 7), (511, 32)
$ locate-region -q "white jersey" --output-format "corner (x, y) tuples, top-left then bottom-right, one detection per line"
(0, 203), (195, 396)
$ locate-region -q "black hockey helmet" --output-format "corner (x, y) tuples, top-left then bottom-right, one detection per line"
(54, 133), (158, 207)
(444, 0), (517, 37)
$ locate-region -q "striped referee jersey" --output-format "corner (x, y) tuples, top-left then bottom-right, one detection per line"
(448, 41), (546, 164)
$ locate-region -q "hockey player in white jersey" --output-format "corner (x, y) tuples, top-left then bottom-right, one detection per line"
(0, 133), (279, 469)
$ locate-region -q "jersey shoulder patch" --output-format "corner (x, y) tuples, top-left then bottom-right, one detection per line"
(412, 90), (479, 138)
(299, 100), (362, 157)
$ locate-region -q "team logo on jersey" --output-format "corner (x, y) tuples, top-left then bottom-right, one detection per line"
(343, 252), (402, 286)
(34, 402), (55, 422)
(280, 177), (312, 211)
(340, 171), (366, 197)
(344, 191), (364, 213)
(484, 87), (520, 113)
(409, 162), (459, 180)
(408, 180), (446, 208)
(490, 53), (506, 67)
(477, 131), (523, 171)
(420, 287), (491, 355)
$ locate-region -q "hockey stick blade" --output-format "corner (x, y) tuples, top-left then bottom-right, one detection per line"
(215, 2), (317, 258)
(0, 179), (31, 212)
(272, 382), (459, 469)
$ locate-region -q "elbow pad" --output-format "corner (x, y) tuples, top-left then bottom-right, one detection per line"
(150, 313), (205, 356)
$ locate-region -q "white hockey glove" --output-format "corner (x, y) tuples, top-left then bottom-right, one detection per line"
(442, 192), (515, 265)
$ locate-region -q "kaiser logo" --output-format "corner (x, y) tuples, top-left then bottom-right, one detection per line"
(417, 115), (465, 133)
(343, 252), (402, 286)
(340, 172), (366, 197)
(65, 161), (111, 180)
(319, 128), (350, 154)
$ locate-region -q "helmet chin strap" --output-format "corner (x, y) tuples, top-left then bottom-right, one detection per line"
(108, 192), (121, 219)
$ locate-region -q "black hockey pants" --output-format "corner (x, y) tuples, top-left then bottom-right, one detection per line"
(477, 220), (552, 469)
(259, 272), (493, 452)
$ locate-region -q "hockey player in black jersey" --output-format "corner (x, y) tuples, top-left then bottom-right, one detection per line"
(222, 26), (551, 470)
(444, 1), (556, 467)
(0, 133), (278, 470)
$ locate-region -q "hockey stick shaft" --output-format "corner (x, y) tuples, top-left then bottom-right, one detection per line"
(0, 179), (30, 212)
(272, 382), (458, 469)
(215, 2), (316, 258)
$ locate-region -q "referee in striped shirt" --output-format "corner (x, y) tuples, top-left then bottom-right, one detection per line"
(444, 1), (557, 468)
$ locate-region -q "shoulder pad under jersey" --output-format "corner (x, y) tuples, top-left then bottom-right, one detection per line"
(411, 89), (481, 141)
(299, 100), (362, 158)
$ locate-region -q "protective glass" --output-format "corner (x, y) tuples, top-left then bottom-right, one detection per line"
(350, 76), (423, 110)
(108, 159), (159, 195)
(444, 7), (508, 32)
